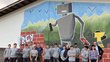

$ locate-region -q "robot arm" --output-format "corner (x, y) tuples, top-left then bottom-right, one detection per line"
(75, 15), (84, 38)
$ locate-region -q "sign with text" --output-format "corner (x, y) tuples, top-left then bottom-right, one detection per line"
(20, 31), (44, 44)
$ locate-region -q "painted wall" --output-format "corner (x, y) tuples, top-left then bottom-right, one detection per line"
(21, 1), (110, 48)
(0, 0), (110, 48)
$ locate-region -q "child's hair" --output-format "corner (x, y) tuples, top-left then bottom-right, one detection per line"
(90, 45), (96, 50)
(25, 44), (28, 46)
(70, 45), (74, 48)
(13, 43), (17, 45)
(54, 43), (58, 45)
(84, 46), (89, 49)
(8, 44), (11, 46)
(74, 43), (77, 45)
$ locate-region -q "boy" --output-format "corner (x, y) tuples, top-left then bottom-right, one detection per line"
(22, 44), (30, 62)
(68, 45), (76, 62)
(4, 44), (11, 62)
(44, 45), (51, 62)
(53, 44), (60, 62)
(10, 43), (18, 62)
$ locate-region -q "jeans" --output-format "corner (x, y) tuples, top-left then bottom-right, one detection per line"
(75, 58), (80, 62)
(4, 58), (10, 62)
(69, 61), (75, 62)
(50, 57), (53, 62)
(44, 59), (50, 62)
(32, 56), (36, 62)
(37, 55), (42, 62)
(91, 59), (97, 62)
(10, 58), (17, 62)
(53, 58), (59, 62)
(23, 57), (30, 62)
(82, 61), (88, 62)
(17, 57), (23, 62)
(59, 56), (62, 62)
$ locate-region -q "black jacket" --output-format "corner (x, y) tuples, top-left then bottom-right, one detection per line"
(98, 46), (104, 56)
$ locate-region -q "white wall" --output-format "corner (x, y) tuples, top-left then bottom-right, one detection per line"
(0, 10), (23, 48)
(0, 0), (110, 48)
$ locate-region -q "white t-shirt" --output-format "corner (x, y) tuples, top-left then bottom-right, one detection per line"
(30, 49), (38, 57)
(49, 48), (54, 57)
(4, 48), (11, 58)
(68, 49), (76, 61)
(10, 48), (18, 58)
(44, 48), (51, 59)
(53, 47), (60, 58)
(23, 48), (30, 58)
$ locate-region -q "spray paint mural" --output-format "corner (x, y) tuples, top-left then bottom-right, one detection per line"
(21, 1), (110, 47)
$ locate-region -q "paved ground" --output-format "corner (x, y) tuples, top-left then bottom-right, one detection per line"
(0, 48), (5, 62)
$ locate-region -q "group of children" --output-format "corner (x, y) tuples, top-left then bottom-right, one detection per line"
(4, 42), (43, 62)
(4, 42), (104, 62)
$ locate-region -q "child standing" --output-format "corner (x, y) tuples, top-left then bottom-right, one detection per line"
(53, 44), (60, 62)
(81, 46), (89, 62)
(22, 44), (30, 62)
(44, 45), (51, 62)
(30, 45), (38, 62)
(4, 44), (11, 62)
(10, 43), (18, 62)
(68, 45), (76, 62)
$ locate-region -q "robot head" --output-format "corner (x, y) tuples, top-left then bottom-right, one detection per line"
(57, 3), (72, 15)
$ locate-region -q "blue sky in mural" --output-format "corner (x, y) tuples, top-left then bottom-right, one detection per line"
(22, 1), (110, 29)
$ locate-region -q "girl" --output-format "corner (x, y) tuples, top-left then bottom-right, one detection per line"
(89, 45), (98, 62)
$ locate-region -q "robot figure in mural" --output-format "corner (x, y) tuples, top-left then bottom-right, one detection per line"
(49, 2), (90, 45)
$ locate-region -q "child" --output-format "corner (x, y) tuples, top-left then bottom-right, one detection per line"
(89, 45), (98, 62)
(60, 45), (68, 62)
(81, 46), (89, 62)
(16, 44), (24, 62)
(23, 44), (30, 62)
(10, 43), (18, 62)
(4, 44), (11, 62)
(44, 45), (51, 62)
(30, 45), (38, 62)
(68, 45), (76, 62)
(53, 44), (60, 62)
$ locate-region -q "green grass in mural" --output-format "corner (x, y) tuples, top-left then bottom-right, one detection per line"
(22, 13), (110, 47)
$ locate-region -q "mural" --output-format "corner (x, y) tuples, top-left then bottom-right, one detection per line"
(21, 1), (110, 47)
